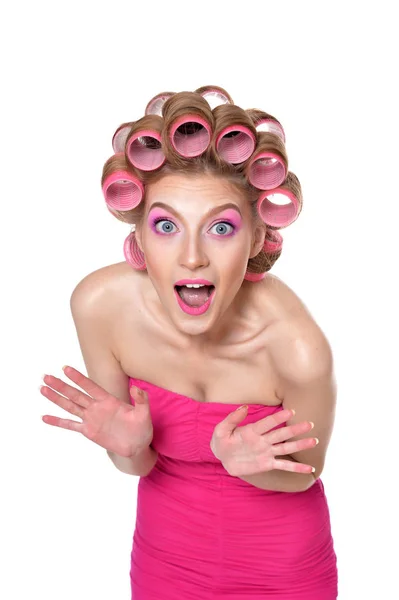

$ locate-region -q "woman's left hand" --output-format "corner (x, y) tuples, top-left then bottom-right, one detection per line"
(210, 405), (318, 477)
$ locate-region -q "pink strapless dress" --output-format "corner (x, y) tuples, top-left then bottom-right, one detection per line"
(129, 377), (338, 599)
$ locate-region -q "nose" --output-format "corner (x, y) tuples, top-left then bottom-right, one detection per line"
(178, 233), (210, 271)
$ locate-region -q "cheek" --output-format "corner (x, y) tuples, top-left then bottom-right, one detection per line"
(216, 246), (249, 273)
(145, 246), (173, 277)
(219, 238), (251, 269)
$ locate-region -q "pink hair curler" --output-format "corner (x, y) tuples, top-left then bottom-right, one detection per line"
(123, 229), (146, 270)
(102, 169), (144, 211)
(126, 129), (165, 171)
(145, 92), (175, 116)
(216, 125), (256, 164)
(255, 118), (286, 143)
(169, 114), (212, 157)
(197, 86), (233, 109)
(263, 230), (283, 253)
(112, 123), (134, 154)
(257, 188), (299, 229)
(244, 271), (267, 282)
(247, 151), (287, 190)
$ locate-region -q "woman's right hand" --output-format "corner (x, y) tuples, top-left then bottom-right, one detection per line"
(39, 365), (154, 458)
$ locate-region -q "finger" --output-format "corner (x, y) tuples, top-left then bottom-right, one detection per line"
(43, 373), (92, 409)
(62, 366), (113, 402)
(266, 420), (314, 445)
(253, 409), (294, 435)
(271, 436), (319, 457)
(40, 383), (85, 419)
(42, 414), (84, 433)
(272, 457), (315, 474)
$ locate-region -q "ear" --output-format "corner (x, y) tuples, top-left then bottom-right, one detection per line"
(249, 223), (266, 259)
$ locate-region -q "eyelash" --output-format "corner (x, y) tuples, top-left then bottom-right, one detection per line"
(152, 218), (236, 236)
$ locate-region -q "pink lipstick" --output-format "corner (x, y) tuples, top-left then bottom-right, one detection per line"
(174, 279), (216, 316)
(174, 279), (214, 286)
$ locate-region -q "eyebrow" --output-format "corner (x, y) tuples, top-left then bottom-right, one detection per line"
(148, 202), (242, 220)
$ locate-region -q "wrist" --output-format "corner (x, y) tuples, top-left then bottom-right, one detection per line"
(130, 444), (158, 476)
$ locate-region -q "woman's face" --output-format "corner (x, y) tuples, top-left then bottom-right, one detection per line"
(135, 173), (265, 340)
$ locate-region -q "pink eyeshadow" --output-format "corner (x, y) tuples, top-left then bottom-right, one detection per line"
(217, 209), (242, 228)
(148, 208), (172, 221)
(147, 207), (243, 228)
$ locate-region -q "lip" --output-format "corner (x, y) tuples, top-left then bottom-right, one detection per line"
(174, 286), (216, 316)
(174, 279), (214, 286)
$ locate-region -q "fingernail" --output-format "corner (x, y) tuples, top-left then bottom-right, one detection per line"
(236, 405), (248, 411)
(291, 409), (296, 416)
(311, 467), (316, 473)
(38, 385), (44, 392)
(314, 437), (319, 445)
(62, 365), (68, 372)
(309, 421), (314, 429)
(42, 374), (47, 381)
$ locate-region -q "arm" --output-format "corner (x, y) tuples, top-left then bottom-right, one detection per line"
(238, 318), (337, 492)
(109, 445), (158, 477)
(70, 269), (158, 477)
(238, 456), (316, 493)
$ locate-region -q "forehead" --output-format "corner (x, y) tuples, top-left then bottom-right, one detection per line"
(145, 173), (247, 207)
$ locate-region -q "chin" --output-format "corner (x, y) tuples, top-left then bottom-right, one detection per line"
(171, 313), (216, 337)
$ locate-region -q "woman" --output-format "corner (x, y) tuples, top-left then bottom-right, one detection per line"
(39, 86), (338, 599)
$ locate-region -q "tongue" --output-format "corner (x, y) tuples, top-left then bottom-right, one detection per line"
(178, 286), (211, 307)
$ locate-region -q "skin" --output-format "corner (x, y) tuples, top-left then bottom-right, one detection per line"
(40, 172), (323, 478)
(134, 173), (266, 347)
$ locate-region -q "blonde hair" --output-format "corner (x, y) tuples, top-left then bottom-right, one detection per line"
(101, 86), (303, 276)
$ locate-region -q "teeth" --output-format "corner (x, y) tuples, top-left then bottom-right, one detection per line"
(176, 283), (214, 289)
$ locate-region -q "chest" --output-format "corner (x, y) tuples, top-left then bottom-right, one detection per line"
(115, 309), (283, 406)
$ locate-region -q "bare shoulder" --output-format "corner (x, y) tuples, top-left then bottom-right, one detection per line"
(69, 262), (140, 406)
(70, 261), (136, 319)
(263, 274), (334, 381)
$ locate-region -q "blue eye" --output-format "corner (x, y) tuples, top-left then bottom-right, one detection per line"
(152, 219), (235, 236)
(211, 222), (234, 235)
(153, 219), (176, 234)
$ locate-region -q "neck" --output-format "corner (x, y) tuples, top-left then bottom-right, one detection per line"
(166, 281), (255, 352)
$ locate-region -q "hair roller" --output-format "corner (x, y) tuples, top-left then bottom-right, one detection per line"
(125, 115), (165, 172)
(162, 92), (215, 159)
(246, 131), (288, 190)
(257, 172), (302, 229)
(195, 85), (233, 109)
(112, 121), (135, 153)
(263, 229), (283, 253)
(101, 153), (144, 211)
(212, 104), (257, 165)
(145, 92), (175, 116)
(244, 271), (267, 282)
(245, 241), (282, 279)
(246, 108), (286, 143)
(123, 228), (146, 270)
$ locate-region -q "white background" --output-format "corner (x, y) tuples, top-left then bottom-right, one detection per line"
(2, 1), (398, 598)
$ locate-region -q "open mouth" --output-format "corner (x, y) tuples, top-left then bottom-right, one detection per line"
(173, 283), (216, 316)
(174, 284), (215, 308)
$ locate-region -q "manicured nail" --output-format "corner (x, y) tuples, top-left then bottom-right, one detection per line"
(311, 467), (316, 473)
(314, 437), (319, 445)
(309, 421), (314, 429)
